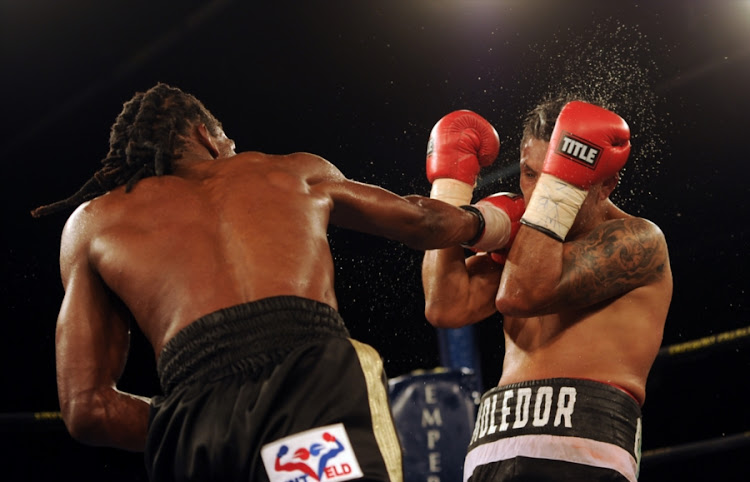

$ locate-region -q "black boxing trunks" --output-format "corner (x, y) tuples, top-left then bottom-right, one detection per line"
(144, 296), (403, 482)
(464, 378), (642, 482)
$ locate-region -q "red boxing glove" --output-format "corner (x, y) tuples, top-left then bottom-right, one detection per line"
(543, 101), (630, 189)
(521, 101), (630, 241)
(426, 110), (499, 206)
(489, 247), (512, 265)
(463, 192), (525, 258)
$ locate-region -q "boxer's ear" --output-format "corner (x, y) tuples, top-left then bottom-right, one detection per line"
(600, 173), (619, 199)
(196, 123), (220, 158)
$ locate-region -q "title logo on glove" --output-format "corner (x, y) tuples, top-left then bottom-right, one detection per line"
(555, 133), (602, 168)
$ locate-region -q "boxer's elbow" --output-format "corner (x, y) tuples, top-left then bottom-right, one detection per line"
(61, 390), (110, 446)
(495, 292), (531, 317)
(425, 305), (448, 328)
(496, 285), (554, 317)
(424, 299), (474, 329)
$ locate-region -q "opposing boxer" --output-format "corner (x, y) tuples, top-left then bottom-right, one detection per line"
(422, 98), (672, 481)
(32, 83), (509, 482)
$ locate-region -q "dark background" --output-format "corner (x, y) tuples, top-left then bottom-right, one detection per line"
(1, 1), (748, 480)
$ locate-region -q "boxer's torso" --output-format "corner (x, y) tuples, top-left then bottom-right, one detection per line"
(497, 213), (672, 405)
(75, 152), (340, 357)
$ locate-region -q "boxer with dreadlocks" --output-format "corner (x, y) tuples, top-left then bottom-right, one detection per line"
(33, 83), (510, 482)
(31, 83), (223, 217)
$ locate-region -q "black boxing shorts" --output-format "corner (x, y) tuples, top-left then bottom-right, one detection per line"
(464, 378), (642, 482)
(144, 296), (403, 482)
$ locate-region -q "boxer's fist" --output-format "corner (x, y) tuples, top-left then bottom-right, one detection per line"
(521, 102), (630, 241)
(427, 110), (499, 205)
(465, 192), (525, 254)
(543, 101), (630, 189)
(426, 110), (499, 185)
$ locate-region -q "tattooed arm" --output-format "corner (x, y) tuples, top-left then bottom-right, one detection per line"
(496, 217), (670, 317)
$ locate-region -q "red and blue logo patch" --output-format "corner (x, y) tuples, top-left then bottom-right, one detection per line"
(261, 423), (363, 482)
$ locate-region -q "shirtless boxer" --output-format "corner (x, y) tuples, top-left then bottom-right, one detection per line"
(31, 83), (507, 482)
(421, 98), (672, 481)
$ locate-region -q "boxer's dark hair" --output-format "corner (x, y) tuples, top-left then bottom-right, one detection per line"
(522, 94), (591, 144)
(31, 83), (221, 218)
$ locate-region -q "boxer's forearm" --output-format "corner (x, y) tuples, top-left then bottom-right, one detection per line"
(402, 195), (484, 249)
(497, 226), (564, 316)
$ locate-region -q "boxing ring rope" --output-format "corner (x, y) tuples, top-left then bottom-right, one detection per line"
(637, 324), (750, 466)
(641, 431), (750, 465)
(655, 325), (749, 358)
(2, 326), (748, 465)
(0, 411), (64, 432)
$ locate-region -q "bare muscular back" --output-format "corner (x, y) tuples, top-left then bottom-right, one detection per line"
(72, 152), (340, 356)
(53, 142), (480, 451)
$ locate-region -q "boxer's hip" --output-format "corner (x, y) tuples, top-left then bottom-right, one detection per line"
(145, 296), (400, 482)
(465, 378), (642, 482)
(156, 295), (350, 395)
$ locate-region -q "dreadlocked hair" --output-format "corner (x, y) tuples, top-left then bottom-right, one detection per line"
(31, 83), (221, 218)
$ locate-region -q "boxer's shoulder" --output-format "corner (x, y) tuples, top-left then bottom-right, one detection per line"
(593, 216), (666, 246)
(565, 216), (670, 291)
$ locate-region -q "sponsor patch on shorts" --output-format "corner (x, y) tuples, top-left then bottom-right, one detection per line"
(261, 423), (363, 482)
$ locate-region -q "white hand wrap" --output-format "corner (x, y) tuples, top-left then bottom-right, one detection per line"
(429, 178), (474, 206)
(465, 202), (512, 252)
(520, 172), (587, 241)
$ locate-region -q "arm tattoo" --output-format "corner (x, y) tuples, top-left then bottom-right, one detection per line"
(563, 218), (667, 305)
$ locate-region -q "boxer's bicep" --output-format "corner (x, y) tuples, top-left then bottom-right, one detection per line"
(56, 220), (131, 435)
